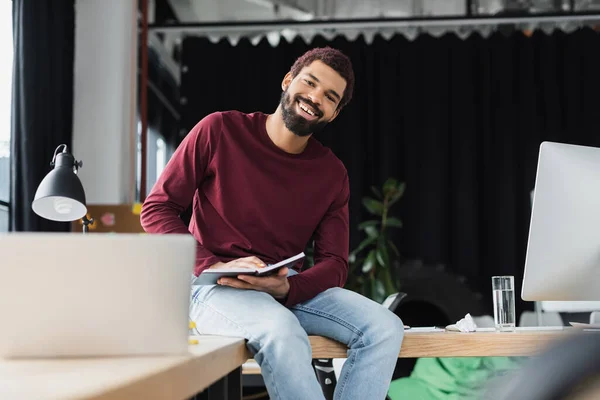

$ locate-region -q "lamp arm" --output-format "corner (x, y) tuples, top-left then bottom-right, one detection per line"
(82, 215), (94, 234)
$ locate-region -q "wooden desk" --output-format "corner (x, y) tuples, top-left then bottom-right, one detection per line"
(0, 336), (247, 400)
(242, 328), (575, 376)
(0, 329), (576, 399)
(310, 328), (573, 358)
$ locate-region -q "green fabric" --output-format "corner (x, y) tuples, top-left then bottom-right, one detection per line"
(388, 357), (523, 400)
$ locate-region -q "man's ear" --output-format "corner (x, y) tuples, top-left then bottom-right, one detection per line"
(328, 107), (342, 123)
(281, 72), (293, 91)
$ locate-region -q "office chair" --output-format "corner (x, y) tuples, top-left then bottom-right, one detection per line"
(313, 292), (407, 400)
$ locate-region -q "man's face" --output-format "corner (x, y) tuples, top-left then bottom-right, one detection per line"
(280, 60), (347, 137)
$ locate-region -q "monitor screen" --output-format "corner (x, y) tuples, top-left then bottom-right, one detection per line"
(522, 141), (600, 301)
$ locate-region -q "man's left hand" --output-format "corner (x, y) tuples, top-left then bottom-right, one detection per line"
(218, 267), (290, 299)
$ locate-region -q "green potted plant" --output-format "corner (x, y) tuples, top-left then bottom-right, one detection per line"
(345, 178), (406, 303)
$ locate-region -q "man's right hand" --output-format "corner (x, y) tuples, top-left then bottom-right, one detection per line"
(209, 256), (267, 270)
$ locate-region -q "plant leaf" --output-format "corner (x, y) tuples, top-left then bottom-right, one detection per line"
(376, 245), (389, 268)
(362, 197), (384, 216)
(358, 220), (380, 230)
(373, 278), (386, 303)
(397, 182), (406, 196)
(388, 240), (400, 257)
(385, 217), (403, 228)
(381, 267), (397, 295)
(370, 186), (382, 199)
(382, 178), (399, 197)
(368, 279), (375, 301)
(387, 182), (406, 208)
(364, 225), (378, 238)
(351, 236), (377, 257)
(362, 250), (376, 273)
(375, 250), (385, 267)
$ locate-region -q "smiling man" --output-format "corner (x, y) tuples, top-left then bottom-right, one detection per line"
(141, 47), (404, 400)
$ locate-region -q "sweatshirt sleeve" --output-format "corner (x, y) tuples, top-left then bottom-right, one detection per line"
(140, 113), (222, 273)
(283, 171), (350, 307)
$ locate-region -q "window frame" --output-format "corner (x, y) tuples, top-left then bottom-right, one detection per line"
(0, 1), (12, 231)
(0, 199), (8, 232)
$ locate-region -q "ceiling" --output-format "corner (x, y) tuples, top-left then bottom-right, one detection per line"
(160, 0), (462, 22)
(155, 0), (600, 24)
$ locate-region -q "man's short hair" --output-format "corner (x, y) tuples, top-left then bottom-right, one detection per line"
(290, 47), (355, 109)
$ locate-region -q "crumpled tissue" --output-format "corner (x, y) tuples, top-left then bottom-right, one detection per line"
(445, 313), (477, 332)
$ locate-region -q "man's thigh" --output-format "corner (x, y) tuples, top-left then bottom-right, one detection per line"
(190, 285), (305, 348)
(290, 287), (403, 347)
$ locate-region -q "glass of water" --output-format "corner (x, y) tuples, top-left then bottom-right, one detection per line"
(492, 276), (516, 332)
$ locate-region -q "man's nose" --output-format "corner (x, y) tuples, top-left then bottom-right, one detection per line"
(307, 91), (322, 106)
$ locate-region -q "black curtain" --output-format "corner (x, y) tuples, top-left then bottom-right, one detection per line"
(179, 28), (600, 315)
(10, 0), (76, 232)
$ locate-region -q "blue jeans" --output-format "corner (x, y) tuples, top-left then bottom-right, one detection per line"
(189, 272), (404, 400)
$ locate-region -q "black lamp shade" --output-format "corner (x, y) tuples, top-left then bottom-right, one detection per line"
(32, 152), (87, 222)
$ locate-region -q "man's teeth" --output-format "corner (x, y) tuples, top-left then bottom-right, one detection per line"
(299, 102), (316, 116)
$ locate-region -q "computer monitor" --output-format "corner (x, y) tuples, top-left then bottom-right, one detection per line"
(522, 141), (600, 302)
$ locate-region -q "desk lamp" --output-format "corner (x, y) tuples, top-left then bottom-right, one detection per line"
(31, 144), (94, 233)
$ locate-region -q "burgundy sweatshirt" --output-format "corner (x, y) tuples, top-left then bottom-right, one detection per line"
(140, 110), (350, 307)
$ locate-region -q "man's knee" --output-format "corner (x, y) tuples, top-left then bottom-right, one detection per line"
(251, 309), (311, 353)
(362, 304), (405, 351)
(378, 310), (405, 348)
(249, 312), (314, 372)
(310, 287), (405, 350)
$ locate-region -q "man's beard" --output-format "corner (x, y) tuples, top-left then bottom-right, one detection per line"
(280, 91), (329, 137)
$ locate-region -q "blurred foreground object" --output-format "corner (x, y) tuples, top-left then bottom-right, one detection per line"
(487, 332), (600, 400)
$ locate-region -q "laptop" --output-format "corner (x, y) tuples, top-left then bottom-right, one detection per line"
(0, 232), (196, 359)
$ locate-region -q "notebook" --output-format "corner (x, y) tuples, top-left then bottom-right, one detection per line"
(193, 252), (305, 285)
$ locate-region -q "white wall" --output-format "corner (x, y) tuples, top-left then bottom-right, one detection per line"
(72, 0), (138, 204)
(146, 128), (158, 196)
(142, 128), (175, 198)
